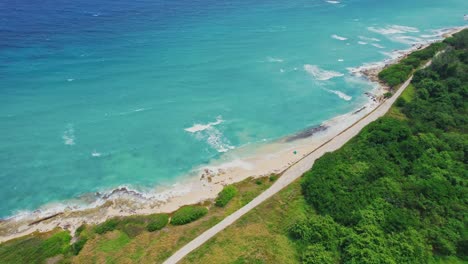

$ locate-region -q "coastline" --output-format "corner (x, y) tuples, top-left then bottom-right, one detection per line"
(1, 25), (465, 244)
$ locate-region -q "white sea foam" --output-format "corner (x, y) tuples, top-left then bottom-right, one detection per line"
(304, 64), (344, 81)
(326, 0), (340, 4)
(206, 129), (235, 153)
(62, 124), (75, 146)
(185, 117), (234, 153)
(325, 89), (352, 101)
(116, 107), (152, 116)
(331, 34), (347, 41)
(67, 78), (74, 82)
(368, 25), (419, 35)
(185, 116), (224, 133)
(371, 43), (385, 49)
(359, 36), (381, 42)
(338, 59), (344, 62)
(358, 41), (368, 45)
(391, 35), (424, 45)
(267, 56), (284, 63)
(92, 151), (102, 157)
(280, 69), (285, 73)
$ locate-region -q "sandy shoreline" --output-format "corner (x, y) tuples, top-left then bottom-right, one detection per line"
(0, 25), (465, 244)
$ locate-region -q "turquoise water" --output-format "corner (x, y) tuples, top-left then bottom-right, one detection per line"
(0, 0), (466, 218)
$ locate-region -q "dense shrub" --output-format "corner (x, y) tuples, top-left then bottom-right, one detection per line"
(378, 42), (446, 88)
(94, 218), (120, 234)
(215, 185), (238, 207)
(301, 244), (335, 264)
(299, 29), (467, 263)
(146, 214), (169, 232)
(171, 206), (208, 225)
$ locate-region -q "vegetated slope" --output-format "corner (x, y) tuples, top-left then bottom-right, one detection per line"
(182, 29), (468, 264)
(299, 29), (467, 263)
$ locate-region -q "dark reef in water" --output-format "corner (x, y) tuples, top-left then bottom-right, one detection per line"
(285, 125), (329, 142)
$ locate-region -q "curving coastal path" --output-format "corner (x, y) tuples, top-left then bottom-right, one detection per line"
(163, 74), (416, 264)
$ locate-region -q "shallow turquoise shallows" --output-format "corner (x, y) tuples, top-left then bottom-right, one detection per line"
(0, 0), (467, 218)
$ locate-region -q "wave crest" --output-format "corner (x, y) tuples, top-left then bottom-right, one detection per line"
(185, 117), (234, 153)
(331, 34), (347, 41)
(185, 116), (223, 133)
(368, 25), (419, 35)
(304, 64), (344, 81)
(325, 89), (352, 101)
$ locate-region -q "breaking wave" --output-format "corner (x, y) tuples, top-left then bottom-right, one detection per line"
(304, 64), (344, 81)
(185, 116), (224, 133)
(324, 89), (352, 101)
(368, 25), (419, 35)
(185, 117), (234, 153)
(331, 34), (348, 41)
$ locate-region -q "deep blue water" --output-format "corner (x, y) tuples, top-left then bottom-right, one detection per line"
(0, 0), (466, 217)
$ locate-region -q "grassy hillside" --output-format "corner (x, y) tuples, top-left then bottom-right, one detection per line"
(0, 176), (275, 264)
(182, 29), (468, 264)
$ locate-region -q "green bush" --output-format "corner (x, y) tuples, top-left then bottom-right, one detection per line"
(72, 237), (88, 255)
(146, 214), (169, 232)
(215, 185), (238, 207)
(384, 92), (393, 98)
(94, 218), (120, 234)
(378, 64), (413, 87)
(302, 244), (335, 264)
(269, 174), (278, 182)
(171, 206), (208, 225)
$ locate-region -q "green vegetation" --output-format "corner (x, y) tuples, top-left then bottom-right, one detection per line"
(0, 230), (71, 264)
(171, 206), (208, 225)
(146, 214), (169, 232)
(378, 42), (445, 87)
(182, 180), (306, 264)
(0, 176), (273, 263)
(97, 231), (131, 252)
(94, 218), (119, 234)
(183, 29), (468, 263)
(298, 29), (467, 263)
(269, 174), (278, 182)
(215, 185), (238, 207)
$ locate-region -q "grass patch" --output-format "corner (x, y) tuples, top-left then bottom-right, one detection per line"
(97, 231), (131, 253)
(400, 83), (416, 102)
(0, 230), (71, 264)
(181, 181), (308, 264)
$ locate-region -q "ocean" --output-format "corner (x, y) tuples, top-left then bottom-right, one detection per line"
(0, 0), (466, 218)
